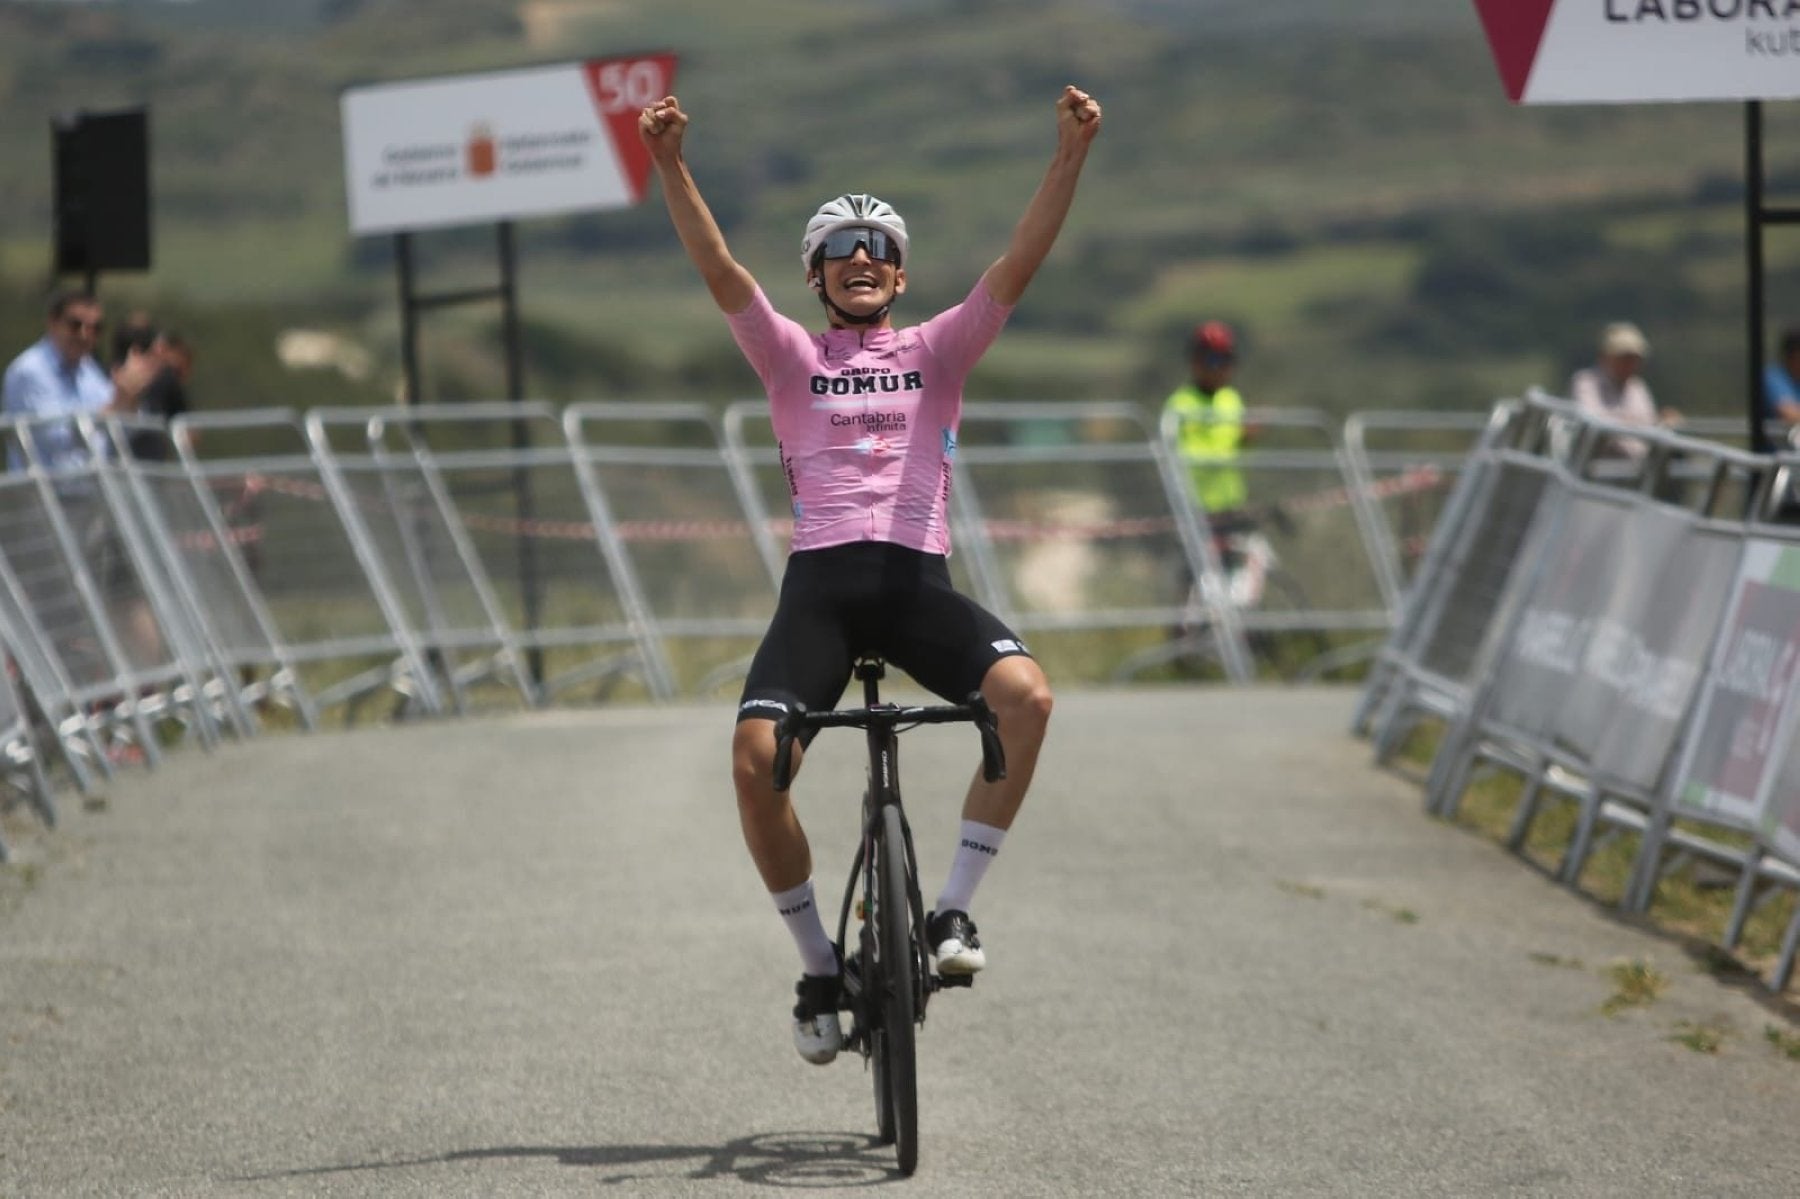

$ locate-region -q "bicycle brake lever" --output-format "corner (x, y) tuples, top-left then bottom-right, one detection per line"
(771, 703), (806, 792)
(966, 692), (1008, 783)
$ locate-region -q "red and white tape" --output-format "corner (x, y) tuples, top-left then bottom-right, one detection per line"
(190, 462), (1448, 549)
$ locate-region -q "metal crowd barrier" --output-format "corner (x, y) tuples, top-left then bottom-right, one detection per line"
(953, 401), (1255, 683)
(0, 397), (1525, 791)
(169, 408), (442, 723)
(0, 414), (232, 791)
(565, 401), (769, 697)
(1355, 391), (1800, 992)
(33, 388), (1800, 986)
(1102, 405), (1407, 683)
(309, 404), (546, 711)
(0, 630), (52, 860)
(1340, 410), (1489, 597)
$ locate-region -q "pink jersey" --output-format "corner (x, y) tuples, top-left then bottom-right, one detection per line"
(725, 278), (1013, 555)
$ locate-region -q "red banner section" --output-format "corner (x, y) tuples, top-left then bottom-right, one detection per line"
(1470, 0), (1557, 103)
(582, 53), (679, 203)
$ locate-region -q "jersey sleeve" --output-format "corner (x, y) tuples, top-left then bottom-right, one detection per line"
(723, 286), (814, 395)
(1, 357), (51, 418)
(915, 276), (1015, 380)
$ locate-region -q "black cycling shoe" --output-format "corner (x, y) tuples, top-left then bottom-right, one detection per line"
(925, 908), (986, 975)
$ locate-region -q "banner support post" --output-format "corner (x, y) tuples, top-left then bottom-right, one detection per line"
(1749, 101), (1771, 455)
(497, 219), (546, 688)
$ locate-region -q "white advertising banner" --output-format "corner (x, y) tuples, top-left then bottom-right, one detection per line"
(1473, 0), (1800, 104)
(341, 54), (677, 235)
(1672, 538), (1800, 833)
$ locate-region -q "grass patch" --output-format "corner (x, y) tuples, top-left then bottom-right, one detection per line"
(1670, 1018), (1731, 1055)
(1362, 898), (1420, 924)
(1601, 958), (1669, 1017)
(1394, 722), (1800, 992)
(0, 858), (45, 920)
(1764, 1025), (1800, 1061)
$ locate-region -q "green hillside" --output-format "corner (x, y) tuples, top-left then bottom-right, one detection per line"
(1, 0), (1796, 421)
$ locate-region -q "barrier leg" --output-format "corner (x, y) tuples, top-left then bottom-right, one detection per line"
(1424, 717), (1480, 817)
(1557, 791), (1603, 887)
(1505, 769), (1547, 851)
(1370, 693), (1413, 765)
(1770, 897), (1800, 993)
(1622, 809), (1673, 914)
(1723, 856), (1761, 950)
(1350, 659), (1394, 736)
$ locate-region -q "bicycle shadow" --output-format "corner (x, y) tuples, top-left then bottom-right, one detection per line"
(239, 1130), (900, 1189)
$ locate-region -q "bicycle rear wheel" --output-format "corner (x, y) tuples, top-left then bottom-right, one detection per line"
(870, 803), (919, 1175)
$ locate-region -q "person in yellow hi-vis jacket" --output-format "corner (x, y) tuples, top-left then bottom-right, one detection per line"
(1163, 320), (1276, 627)
(1163, 320), (1250, 519)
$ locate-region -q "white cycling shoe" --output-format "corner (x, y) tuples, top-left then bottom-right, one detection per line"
(927, 909), (986, 975)
(792, 973), (844, 1065)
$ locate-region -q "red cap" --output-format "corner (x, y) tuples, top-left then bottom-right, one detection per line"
(1191, 321), (1235, 356)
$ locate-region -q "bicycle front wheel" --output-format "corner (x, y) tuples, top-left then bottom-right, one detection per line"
(872, 803), (919, 1175)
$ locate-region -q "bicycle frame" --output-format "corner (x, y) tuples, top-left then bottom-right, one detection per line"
(835, 668), (932, 1043)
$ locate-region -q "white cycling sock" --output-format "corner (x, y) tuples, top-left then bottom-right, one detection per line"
(772, 879), (839, 977)
(935, 820), (1007, 915)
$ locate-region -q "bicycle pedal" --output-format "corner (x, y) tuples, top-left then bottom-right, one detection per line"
(934, 973), (974, 989)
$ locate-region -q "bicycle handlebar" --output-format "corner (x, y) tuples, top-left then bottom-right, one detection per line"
(770, 692), (1007, 793)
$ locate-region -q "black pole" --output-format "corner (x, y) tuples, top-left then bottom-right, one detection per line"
(497, 221), (545, 688)
(396, 231), (422, 406)
(1749, 101), (1772, 454)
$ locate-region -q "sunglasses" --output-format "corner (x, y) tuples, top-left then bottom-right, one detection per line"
(818, 228), (901, 265)
(61, 316), (103, 336)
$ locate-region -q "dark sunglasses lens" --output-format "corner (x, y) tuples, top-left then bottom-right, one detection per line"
(822, 229), (898, 263)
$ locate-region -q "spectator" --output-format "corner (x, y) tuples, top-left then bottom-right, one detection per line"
(2, 289), (155, 472)
(1161, 321), (1278, 640)
(1163, 320), (1253, 520)
(1764, 325), (1800, 433)
(109, 310), (157, 370)
(1568, 321), (1681, 461)
(109, 320), (192, 462)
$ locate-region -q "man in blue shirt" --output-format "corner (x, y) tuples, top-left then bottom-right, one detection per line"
(1765, 326), (1800, 434)
(2, 290), (155, 472)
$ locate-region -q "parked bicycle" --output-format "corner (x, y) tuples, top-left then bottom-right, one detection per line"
(769, 658), (1006, 1178)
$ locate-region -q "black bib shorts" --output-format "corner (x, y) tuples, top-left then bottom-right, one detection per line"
(736, 541), (1032, 724)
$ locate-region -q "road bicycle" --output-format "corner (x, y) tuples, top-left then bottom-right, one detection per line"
(769, 658), (1006, 1177)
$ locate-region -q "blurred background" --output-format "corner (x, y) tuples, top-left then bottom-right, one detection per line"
(1, 0), (1796, 422)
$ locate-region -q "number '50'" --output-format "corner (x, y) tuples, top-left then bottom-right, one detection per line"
(596, 61), (664, 113)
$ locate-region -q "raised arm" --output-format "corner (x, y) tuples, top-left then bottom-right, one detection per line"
(639, 96), (757, 315)
(981, 86), (1103, 307)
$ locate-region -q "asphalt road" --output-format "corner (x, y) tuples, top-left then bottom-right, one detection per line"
(3, 686), (1799, 1197)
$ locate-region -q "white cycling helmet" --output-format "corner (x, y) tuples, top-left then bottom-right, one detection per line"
(800, 193), (909, 271)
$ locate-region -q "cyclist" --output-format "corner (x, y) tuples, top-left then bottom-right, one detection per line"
(640, 85), (1101, 1064)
